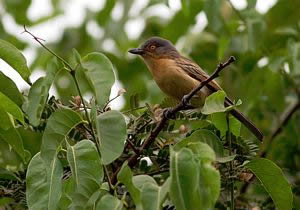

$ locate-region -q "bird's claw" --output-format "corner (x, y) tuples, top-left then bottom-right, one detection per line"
(163, 108), (175, 119)
(182, 95), (190, 107)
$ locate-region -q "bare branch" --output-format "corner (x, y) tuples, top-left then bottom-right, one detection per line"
(111, 56), (236, 184)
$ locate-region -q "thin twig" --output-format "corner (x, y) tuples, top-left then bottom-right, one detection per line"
(23, 26), (114, 192)
(111, 56), (236, 184)
(126, 138), (140, 154)
(22, 25), (73, 71)
(260, 99), (300, 157)
(102, 94), (121, 111)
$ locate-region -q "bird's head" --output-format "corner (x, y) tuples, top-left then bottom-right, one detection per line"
(128, 37), (179, 60)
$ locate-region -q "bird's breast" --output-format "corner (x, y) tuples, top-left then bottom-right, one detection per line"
(144, 58), (210, 104)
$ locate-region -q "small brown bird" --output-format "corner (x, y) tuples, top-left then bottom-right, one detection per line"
(129, 37), (263, 141)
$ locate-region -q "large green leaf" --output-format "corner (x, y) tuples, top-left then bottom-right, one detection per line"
(96, 194), (123, 210)
(211, 112), (241, 137)
(80, 52), (115, 108)
(96, 110), (126, 165)
(26, 153), (63, 210)
(245, 158), (293, 210)
(40, 109), (83, 164)
(0, 91), (24, 124)
(140, 178), (170, 210)
(201, 91), (227, 115)
(67, 140), (103, 209)
(0, 127), (25, 162)
(170, 145), (220, 210)
(24, 61), (60, 126)
(0, 71), (23, 106)
(132, 175), (157, 190)
(17, 127), (42, 157)
(58, 177), (74, 210)
(174, 129), (224, 158)
(0, 39), (30, 83)
(117, 162), (142, 209)
(169, 148), (200, 210)
(187, 142), (220, 208)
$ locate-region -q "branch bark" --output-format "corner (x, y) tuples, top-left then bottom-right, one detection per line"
(111, 56), (236, 184)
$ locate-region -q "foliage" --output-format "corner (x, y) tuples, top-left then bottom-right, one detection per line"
(0, 0), (299, 209)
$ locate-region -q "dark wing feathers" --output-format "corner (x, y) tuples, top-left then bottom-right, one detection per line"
(175, 57), (223, 92)
(175, 56), (263, 141)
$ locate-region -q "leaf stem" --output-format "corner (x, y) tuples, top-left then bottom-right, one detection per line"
(226, 113), (234, 210)
(22, 25), (114, 193)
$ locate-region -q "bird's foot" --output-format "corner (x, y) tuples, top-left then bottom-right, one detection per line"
(182, 94), (191, 107)
(163, 108), (175, 119)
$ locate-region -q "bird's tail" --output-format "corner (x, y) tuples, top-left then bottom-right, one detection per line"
(229, 108), (263, 141)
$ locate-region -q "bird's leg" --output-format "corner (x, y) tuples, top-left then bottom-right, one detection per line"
(182, 94), (191, 107)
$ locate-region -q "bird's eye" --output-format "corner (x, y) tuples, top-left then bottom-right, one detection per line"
(150, 45), (156, 50)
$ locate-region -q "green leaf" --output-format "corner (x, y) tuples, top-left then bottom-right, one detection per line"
(0, 39), (31, 83)
(140, 178), (170, 210)
(26, 153), (63, 210)
(0, 92), (24, 124)
(17, 127), (42, 157)
(24, 61), (60, 126)
(0, 71), (23, 106)
(174, 129), (224, 158)
(211, 112), (241, 137)
(187, 142), (216, 163)
(96, 110), (127, 165)
(0, 127), (25, 162)
(170, 146), (220, 210)
(0, 108), (13, 130)
(80, 52), (115, 108)
(181, 0), (190, 16)
(0, 197), (15, 206)
(86, 189), (108, 210)
(201, 90), (227, 115)
(132, 175), (157, 190)
(40, 109), (83, 164)
(216, 155), (236, 163)
(0, 167), (20, 180)
(67, 140), (103, 209)
(245, 158), (293, 210)
(72, 48), (82, 64)
(96, 194), (123, 210)
(0, 138), (23, 171)
(58, 178), (73, 210)
(117, 162), (142, 209)
(169, 148), (200, 210)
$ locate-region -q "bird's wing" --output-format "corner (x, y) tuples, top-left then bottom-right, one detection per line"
(176, 57), (234, 105)
(176, 57), (223, 91)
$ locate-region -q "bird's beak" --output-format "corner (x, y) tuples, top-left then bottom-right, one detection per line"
(128, 48), (144, 55)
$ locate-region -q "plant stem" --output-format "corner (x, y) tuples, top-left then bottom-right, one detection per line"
(71, 71), (114, 193)
(23, 26), (114, 193)
(226, 113), (234, 210)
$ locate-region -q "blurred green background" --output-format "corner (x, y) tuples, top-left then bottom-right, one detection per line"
(0, 0), (299, 206)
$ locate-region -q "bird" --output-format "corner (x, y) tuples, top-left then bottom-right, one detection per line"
(128, 37), (263, 141)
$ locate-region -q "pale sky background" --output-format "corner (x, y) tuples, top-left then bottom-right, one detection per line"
(0, 0), (277, 109)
